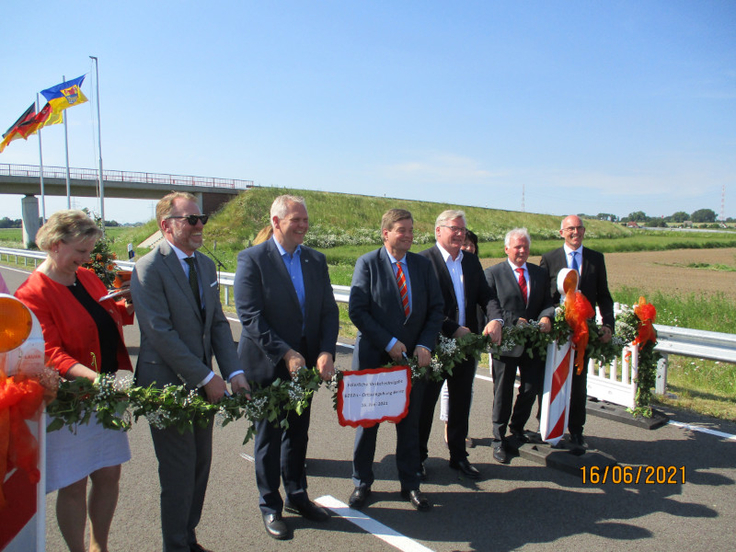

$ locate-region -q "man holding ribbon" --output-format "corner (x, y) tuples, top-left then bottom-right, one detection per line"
(418, 210), (503, 479)
(234, 194), (339, 540)
(132, 192), (248, 552)
(485, 228), (555, 463)
(540, 215), (614, 448)
(347, 208), (443, 512)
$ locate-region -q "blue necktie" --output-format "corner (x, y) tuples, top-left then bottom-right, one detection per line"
(570, 251), (580, 273)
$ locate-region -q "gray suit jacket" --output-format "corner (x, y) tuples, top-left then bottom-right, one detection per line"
(131, 240), (240, 389)
(234, 238), (339, 386)
(484, 261), (555, 327)
(349, 247), (444, 370)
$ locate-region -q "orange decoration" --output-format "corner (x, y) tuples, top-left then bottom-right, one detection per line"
(0, 374), (45, 507)
(0, 297), (33, 353)
(564, 290), (595, 375)
(633, 296), (657, 347)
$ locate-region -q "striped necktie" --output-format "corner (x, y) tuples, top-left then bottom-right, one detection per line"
(396, 261), (410, 318)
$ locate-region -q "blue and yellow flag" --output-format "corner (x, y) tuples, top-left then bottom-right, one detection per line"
(40, 75), (88, 113)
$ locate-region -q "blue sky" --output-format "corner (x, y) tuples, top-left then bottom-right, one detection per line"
(1, 1), (734, 223)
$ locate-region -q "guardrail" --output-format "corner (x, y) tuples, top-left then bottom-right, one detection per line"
(0, 162), (254, 190)
(2, 246), (734, 403)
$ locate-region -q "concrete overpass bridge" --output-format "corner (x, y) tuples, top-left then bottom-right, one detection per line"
(0, 163), (255, 246)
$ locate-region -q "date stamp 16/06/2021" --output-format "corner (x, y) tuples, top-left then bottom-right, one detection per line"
(581, 465), (686, 485)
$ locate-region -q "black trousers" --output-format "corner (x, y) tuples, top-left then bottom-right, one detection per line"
(491, 353), (544, 441)
(419, 357), (476, 463)
(254, 399), (312, 515)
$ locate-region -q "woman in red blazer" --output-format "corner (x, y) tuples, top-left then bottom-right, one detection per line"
(15, 210), (134, 552)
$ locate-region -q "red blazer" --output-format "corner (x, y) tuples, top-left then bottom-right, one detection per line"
(15, 267), (134, 377)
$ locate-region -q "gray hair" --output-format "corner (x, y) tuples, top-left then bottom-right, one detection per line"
(435, 209), (466, 229)
(504, 227), (531, 248)
(36, 210), (101, 252)
(270, 195), (307, 223)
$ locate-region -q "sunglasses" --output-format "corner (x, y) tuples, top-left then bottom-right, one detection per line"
(167, 214), (209, 226)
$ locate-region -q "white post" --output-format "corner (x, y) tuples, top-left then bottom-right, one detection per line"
(36, 94), (46, 223)
(90, 56), (105, 234)
(62, 75), (71, 209)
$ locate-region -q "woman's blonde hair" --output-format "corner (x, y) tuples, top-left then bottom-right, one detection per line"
(36, 210), (101, 252)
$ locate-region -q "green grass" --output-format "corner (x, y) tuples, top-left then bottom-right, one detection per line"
(613, 286), (736, 420)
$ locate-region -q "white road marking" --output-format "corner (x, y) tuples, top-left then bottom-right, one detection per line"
(239, 452), (255, 463)
(315, 495), (435, 552)
(667, 420), (736, 441)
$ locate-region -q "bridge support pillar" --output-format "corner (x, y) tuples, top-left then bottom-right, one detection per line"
(21, 195), (40, 249)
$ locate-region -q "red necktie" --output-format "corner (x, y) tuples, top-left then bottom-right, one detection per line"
(396, 262), (410, 317)
(516, 268), (528, 306)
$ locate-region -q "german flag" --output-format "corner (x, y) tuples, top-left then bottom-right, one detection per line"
(0, 104), (36, 154)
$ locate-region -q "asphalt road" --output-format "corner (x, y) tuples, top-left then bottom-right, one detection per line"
(3, 265), (736, 552)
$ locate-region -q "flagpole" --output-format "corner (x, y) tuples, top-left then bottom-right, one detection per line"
(90, 56), (105, 234)
(36, 94), (47, 222)
(62, 75), (72, 209)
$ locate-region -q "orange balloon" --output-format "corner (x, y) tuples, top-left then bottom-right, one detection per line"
(0, 297), (33, 353)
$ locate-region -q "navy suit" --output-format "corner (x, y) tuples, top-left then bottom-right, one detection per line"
(418, 246), (503, 463)
(539, 246), (614, 435)
(349, 247), (443, 490)
(234, 237), (339, 515)
(485, 261), (555, 441)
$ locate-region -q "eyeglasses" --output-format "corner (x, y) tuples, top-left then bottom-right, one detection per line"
(563, 225), (584, 233)
(167, 214), (209, 226)
(440, 225), (467, 235)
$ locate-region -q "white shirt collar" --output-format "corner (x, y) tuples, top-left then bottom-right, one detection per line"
(167, 240), (194, 260)
(436, 242), (463, 264)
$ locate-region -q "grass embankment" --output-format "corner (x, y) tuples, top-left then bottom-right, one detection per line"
(3, 188), (736, 421)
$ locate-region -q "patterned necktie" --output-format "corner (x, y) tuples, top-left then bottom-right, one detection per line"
(516, 268), (528, 306)
(396, 261), (410, 318)
(184, 257), (203, 313)
(570, 251), (580, 273)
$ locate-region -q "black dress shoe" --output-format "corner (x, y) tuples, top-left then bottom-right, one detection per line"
(348, 486), (371, 509)
(449, 458), (481, 479)
(493, 443), (510, 464)
(285, 498), (329, 522)
(401, 489), (431, 511)
(569, 433), (587, 448)
(262, 513), (290, 540)
(190, 545), (214, 552)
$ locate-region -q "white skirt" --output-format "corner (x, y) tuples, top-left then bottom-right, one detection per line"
(45, 412), (131, 493)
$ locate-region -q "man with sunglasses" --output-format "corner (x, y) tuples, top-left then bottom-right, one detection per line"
(132, 192), (248, 552)
(540, 214), (614, 449)
(418, 210), (503, 480)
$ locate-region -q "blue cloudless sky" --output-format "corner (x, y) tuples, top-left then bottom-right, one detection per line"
(1, 1), (734, 223)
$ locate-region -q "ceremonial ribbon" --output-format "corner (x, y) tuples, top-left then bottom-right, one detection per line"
(633, 296), (657, 347)
(564, 290), (595, 375)
(0, 373), (45, 508)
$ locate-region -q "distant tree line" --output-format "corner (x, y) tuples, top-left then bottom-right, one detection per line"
(581, 209), (730, 227)
(0, 217), (22, 228)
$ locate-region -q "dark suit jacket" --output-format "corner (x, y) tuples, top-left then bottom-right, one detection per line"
(132, 240), (240, 389)
(349, 247), (444, 370)
(539, 246), (614, 328)
(484, 260), (555, 327)
(234, 238), (339, 386)
(419, 246), (503, 337)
